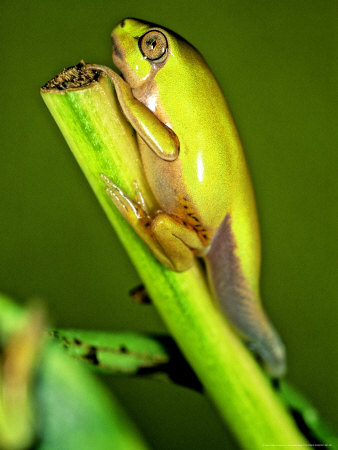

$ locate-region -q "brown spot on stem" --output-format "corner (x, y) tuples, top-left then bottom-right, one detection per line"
(84, 346), (99, 365)
(130, 284), (151, 304)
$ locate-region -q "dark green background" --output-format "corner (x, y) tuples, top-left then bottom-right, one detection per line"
(1, 0), (337, 448)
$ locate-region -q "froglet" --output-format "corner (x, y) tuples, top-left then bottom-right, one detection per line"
(90, 18), (286, 377)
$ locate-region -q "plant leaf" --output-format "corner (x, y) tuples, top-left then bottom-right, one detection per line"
(51, 327), (338, 448)
(51, 328), (202, 390)
(0, 293), (149, 450)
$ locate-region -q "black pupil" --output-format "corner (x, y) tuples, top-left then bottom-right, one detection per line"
(148, 38), (157, 50)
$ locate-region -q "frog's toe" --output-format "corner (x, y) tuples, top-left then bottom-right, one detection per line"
(105, 186), (133, 214)
(100, 173), (116, 188)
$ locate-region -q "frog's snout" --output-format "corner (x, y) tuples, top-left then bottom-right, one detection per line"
(114, 17), (133, 31)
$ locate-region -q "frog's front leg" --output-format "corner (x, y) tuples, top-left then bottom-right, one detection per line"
(86, 64), (180, 162)
(102, 175), (204, 272)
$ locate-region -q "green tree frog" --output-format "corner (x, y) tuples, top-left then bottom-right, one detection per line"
(90, 18), (286, 377)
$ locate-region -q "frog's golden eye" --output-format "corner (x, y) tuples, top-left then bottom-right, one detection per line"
(139, 30), (168, 62)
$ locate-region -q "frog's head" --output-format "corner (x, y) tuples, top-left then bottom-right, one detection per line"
(111, 18), (184, 89)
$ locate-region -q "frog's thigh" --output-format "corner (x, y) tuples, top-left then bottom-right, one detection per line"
(152, 214), (204, 272)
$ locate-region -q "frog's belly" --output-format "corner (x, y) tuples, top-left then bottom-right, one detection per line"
(138, 138), (227, 238)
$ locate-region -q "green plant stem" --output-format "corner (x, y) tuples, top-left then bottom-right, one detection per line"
(41, 65), (307, 449)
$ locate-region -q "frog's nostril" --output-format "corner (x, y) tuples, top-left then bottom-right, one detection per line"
(120, 20), (125, 28)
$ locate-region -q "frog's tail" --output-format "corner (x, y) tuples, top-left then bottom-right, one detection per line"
(205, 214), (286, 378)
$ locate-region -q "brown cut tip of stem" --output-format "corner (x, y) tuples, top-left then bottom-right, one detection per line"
(40, 60), (103, 92)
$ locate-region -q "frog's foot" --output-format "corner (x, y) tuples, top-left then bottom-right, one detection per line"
(101, 174), (172, 268)
(101, 174), (205, 272)
(101, 174), (148, 222)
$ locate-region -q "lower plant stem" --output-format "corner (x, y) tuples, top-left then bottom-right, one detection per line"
(41, 64), (307, 449)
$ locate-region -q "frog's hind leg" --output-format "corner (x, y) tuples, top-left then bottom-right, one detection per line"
(102, 174), (171, 268)
(102, 174), (204, 272)
(205, 213), (286, 377)
(151, 214), (205, 272)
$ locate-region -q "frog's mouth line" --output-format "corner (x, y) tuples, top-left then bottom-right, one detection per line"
(112, 40), (123, 61)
